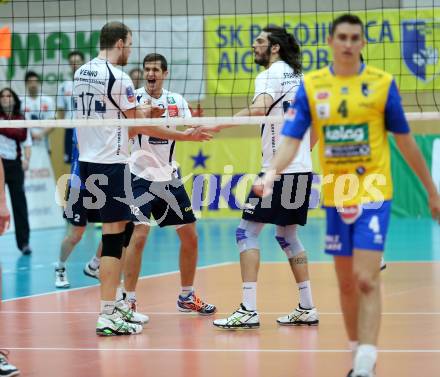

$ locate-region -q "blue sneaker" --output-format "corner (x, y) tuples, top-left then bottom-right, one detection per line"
(177, 291), (216, 315)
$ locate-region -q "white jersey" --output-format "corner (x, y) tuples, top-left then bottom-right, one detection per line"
(129, 87), (192, 182)
(20, 94), (56, 151)
(73, 57), (137, 164)
(57, 80), (74, 119)
(254, 60), (311, 173)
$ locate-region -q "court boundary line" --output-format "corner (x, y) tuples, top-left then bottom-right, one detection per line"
(1, 262), (234, 302)
(3, 260), (440, 302)
(3, 347), (440, 353)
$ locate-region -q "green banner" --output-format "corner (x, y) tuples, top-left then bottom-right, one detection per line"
(390, 134), (440, 218)
(205, 9), (440, 95)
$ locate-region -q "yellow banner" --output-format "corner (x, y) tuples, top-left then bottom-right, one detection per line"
(205, 9), (440, 94)
(175, 138), (324, 219)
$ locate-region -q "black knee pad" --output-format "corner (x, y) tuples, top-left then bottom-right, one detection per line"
(102, 232), (125, 259)
(123, 222), (134, 248)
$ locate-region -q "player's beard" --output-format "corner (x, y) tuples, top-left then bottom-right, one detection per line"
(254, 46), (271, 68)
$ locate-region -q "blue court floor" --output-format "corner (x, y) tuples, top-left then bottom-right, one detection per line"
(0, 218), (439, 300)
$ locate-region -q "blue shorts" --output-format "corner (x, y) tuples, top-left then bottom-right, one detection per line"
(324, 201), (392, 256)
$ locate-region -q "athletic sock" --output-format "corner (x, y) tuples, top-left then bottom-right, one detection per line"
(100, 300), (115, 315)
(354, 344), (377, 375)
(180, 286), (194, 297)
(116, 286), (124, 302)
(298, 280), (314, 309)
(89, 256), (100, 270)
(242, 282), (257, 311)
(349, 340), (359, 360)
(126, 291), (136, 302)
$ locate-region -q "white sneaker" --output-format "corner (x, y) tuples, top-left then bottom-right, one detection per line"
(352, 370), (374, 377)
(380, 256), (386, 271)
(115, 299), (149, 325)
(277, 306), (319, 326)
(55, 267), (70, 288)
(213, 304), (260, 329)
(96, 312), (143, 336)
(83, 263), (99, 279)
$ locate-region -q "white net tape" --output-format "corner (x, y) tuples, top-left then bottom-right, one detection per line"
(1, 113), (439, 128)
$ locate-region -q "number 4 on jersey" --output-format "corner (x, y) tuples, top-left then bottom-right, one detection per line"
(337, 99), (348, 118)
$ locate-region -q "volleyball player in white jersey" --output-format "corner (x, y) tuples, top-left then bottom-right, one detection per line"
(55, 50), (103, 289)
(213, 26), (318, 329)
(123, 53), (216, 315)
(74, 21), (212, 336)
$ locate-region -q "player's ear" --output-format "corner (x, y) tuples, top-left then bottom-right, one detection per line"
(271, 43), (280, 55)
(163, 70), (169, 79)
(115, 38), (124, 49)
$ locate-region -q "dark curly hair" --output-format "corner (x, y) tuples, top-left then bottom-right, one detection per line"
(263, 26), (302, 74)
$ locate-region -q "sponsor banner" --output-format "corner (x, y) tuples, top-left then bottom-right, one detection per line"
(0, 16), (204, 100)
(5, 143), (64, 233)
(174, 138), (324, 219)
(205, 8), (440, 94)
(390, 134), (440, 217)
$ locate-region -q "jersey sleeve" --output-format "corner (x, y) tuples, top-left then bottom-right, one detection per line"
(281, 82), (312, 139)
(111, 73), (137, 111)
(56, 83), (65, 109)
(384, 79), (410, 134)
(46, 96), (56, 119)
(180, 97), (192, 119)
(252, 70), (279, 103)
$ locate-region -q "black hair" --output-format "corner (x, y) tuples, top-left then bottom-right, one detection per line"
(143, 53), (168, 71)
(330, 14), (364, 36)
(68, 50), (85, 61)
(263, 26), (302, 74)
(0, 87), (22, 117)
(100, 21), (132, 50)
(24, 70), (40, 83)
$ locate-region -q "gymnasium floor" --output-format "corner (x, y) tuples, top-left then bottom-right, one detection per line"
(1, 218), (440, 376)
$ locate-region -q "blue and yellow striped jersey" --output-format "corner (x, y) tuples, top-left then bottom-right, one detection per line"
(282, 64), (410, 207)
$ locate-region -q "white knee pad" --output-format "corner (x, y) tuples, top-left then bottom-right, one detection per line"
(275, 225), (305, 259)
(236, 219), (264, 253)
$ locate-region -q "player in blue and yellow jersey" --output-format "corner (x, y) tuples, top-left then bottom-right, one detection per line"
(254, 14), (440, 377)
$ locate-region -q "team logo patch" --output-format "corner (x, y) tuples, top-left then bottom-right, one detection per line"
(167, 104), (179, 117)
(126, 86), (135, 103)
(402, 20), (440, 82)
(315, 91), (330, 100)
(316, 103), (330, 119)
(337, 205), (363, 225)
(361, 83), (371, 97)
(167, 96), (176, 104)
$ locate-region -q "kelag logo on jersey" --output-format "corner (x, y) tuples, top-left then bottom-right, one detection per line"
(324, 124), (368, 143)
(402, 20), (440, 82)
(324, 124), (370, 158)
